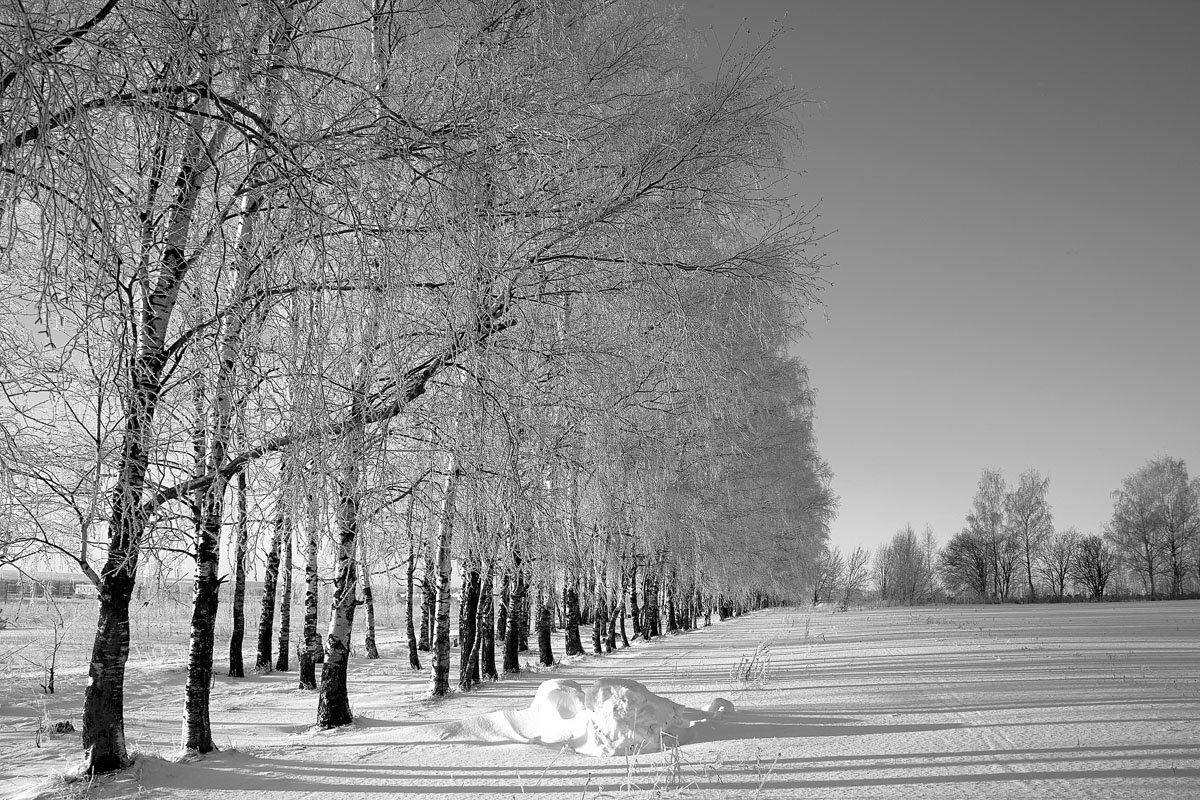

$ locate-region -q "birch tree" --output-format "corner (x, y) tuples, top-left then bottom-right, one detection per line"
(1151, 459), (1198, 598)
(1005, 469), (1053, 601)
(1109, 462), (1169, 598)
(839, 546), (870, 609)
(1039, 528), (1078, 600)
(966, 469), (1013, 600)
(876, 525), (931, 606)
(811, 547), (845, 605)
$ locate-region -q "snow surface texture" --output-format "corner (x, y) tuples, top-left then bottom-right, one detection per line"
(433, 677), (733, 755)
(4, 603), (1200, 798)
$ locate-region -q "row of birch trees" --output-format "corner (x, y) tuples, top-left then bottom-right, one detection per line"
(0, 0), (833, 775)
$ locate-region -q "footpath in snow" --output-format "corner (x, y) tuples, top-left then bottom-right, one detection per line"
(4, 603), (1200, 799)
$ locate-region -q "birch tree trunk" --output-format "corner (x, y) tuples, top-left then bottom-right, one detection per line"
(591, 561), (606, 655)
(618, 593), (629, 648)
(495, 572), (509, 646)
(359, 535), (379, 659)
(275, 519), (293, 672)
(666, 578), (678, 633)
(404, 498), (421, 670)
(81, 528), (140, 773)
(429, 454), (462, 697)
(83, 342), (171, 771)
(179, 112), (244, 755)
(228, 470), (250, 677)
(477, 569), (497, 680)
(298, 504), (321, 689)
(563, 576), (585, 656)
(642, 573), (658, 640)
(183, 471), (228, 752)
(465, 560), (492, 686)
(418, 539), (435, 651)
(255, 506), (285, 673)
(628, 562), (640, 640)
(317, 474), (360, 728)
(502, 552), (525, 675)
(518, 591), (530, 652)
(536, 582), (555, 667)
(457, 559), (481, 691)
(182, 0), (299, 745)
(605, 589), (618, 652)
(317, 275), (382, 725)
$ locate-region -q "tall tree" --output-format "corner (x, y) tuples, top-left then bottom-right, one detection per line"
(1005, 469), (1053, 601)
(967, 469), (1013, 600)
(839, 546), (871, 609)
(811, 546), (845, 606)
(1109, 461), (1170, 598)
(255, 482), (288, 673)
(274, 512), (293, 672)
(227, 469), (252, 677)
(876, 526), (932, 606)
(1152, 459), (1198, 598)
(1039, 528), (1078, 600)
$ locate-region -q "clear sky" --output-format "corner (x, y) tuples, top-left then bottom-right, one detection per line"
(679, 0), (1200, 553)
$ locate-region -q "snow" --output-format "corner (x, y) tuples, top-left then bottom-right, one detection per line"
(432, 677), (733, 755)
(3, 602), (1200, 799)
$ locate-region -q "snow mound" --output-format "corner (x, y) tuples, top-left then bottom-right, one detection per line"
(432, 678), (733, 756)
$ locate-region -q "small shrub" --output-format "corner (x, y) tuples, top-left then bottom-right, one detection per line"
(35, 710), (76, 748)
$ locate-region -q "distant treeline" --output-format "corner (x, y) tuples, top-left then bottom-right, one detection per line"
(814, 457), (1200, 606)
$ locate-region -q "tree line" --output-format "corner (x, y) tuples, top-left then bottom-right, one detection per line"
(812, 458), (1200, 606)
(0, 0), (833, 776)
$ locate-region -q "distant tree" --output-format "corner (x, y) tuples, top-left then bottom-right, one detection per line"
(839, 546), (871, 609)
(876, 525), (931, 606)
(1038, 528), (1078, 600)
(811, 546), (845, 605)
(873, 543), (889, 602)
(0, 442), (25, 567)
(1005, 469), (1053, 601)
(1071, 534), (1115, 599)
(938, 528), (991, 601)
(921, 525), (939, 602)
(1151, 459), (1198, 598)
(1109, 461), (1172, 597)
(1193, 479), (1200, 594)
(0, 435), (35, 568)
(967, 469), (1016, 600)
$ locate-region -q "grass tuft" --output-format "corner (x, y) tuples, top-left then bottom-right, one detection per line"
(730, 641), (772, 685)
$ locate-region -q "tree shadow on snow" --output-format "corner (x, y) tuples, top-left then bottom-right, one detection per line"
(684, 710), (963, 746)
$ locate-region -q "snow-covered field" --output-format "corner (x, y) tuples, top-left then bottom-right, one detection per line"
(3, 602), (1199, 799)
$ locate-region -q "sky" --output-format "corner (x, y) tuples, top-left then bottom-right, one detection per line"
(678, 0), (1200, 553)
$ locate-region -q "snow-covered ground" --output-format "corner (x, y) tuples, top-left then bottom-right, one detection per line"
(3, 602), (1199, 798)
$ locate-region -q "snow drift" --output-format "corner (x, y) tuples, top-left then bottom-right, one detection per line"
(432, 677), (734, 756)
